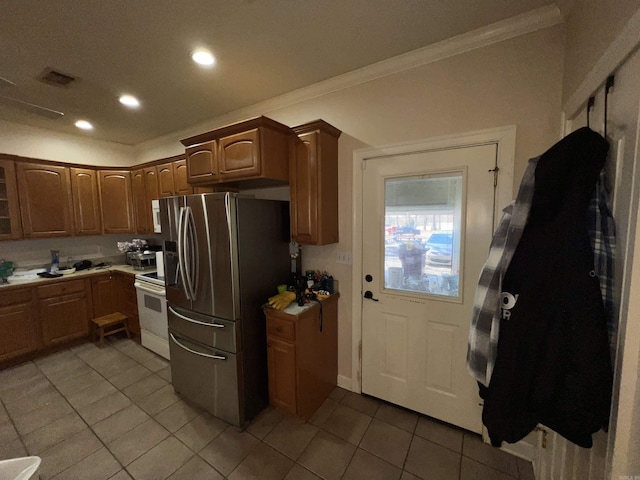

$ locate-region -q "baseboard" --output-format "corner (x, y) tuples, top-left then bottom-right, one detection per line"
(337, 374), (352, 391)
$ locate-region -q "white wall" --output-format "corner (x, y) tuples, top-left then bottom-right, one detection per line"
(137, 25), (566, 381)
(561, 0), (640, 104)
(0, 119), (135, 166)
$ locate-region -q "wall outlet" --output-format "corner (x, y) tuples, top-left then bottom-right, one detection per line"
(336, 251), (353, 265)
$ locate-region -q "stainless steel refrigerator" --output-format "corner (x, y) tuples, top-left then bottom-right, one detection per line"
(160, 192), (289, 427)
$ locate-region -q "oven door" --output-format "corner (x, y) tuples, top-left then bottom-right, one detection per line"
(134, 280), (169, 359)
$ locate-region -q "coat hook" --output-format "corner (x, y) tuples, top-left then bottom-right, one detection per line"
(587, 96), (595, 128)
(604, 75), (615, 139)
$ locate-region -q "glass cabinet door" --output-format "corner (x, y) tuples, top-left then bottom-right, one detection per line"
(0, 159), (22, 240)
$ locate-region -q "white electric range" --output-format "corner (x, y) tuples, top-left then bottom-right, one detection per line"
(134, 271), (169, 360)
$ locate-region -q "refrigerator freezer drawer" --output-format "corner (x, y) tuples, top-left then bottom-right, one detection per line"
(168, 305), (240, 353)
(169, 331), (243, 426)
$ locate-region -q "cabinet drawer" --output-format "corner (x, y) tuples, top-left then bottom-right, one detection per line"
(38, 279), (85, 299)
(266, 316), (295, 341)
(0, 287), (33, 307)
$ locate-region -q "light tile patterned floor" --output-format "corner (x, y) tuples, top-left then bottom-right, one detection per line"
(0, 338), (536, 479)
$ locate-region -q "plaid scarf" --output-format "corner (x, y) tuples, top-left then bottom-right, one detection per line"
(588, 168), (616, 360)
(467, 158), (537, 387)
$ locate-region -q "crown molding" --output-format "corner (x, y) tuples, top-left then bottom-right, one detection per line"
(136, 5), (563, 154)
(563, 6), (640, 118)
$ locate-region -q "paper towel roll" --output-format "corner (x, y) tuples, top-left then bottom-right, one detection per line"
(156, 251), (164, 278)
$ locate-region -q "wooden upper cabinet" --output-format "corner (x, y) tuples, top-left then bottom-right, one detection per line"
(16, 162), (74, 238)
(98, 170), (135, 234)
(0, 158), (22, 240)
(157, 163), (176, 197)
(173, 159), (192, 195)
(218, 129), (260, 180)
(143, 166), (159, 231)
(144, 167), (159, 201)
(131, 169), (149, 234)
(290, 120), (341, 245)
(70, 167), (102, 236)
(186, 142), (217, 184)
(181, 116), (291, 188)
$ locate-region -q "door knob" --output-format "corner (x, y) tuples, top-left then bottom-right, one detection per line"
(364, 291), (379, 301)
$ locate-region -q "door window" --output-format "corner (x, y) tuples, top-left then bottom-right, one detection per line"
(383, 172), (463, 298)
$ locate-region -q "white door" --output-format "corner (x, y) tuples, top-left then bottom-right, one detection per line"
(361, 143), (497, 433)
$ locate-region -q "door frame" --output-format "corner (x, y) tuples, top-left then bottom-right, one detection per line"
(350, 125), (516, 394)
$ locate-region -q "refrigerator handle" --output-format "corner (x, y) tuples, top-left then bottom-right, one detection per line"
(170, 333), (227, 360)
(185, 206), (199, 301)
(177, 206), (191, 300)
(168, 306), (225, 328)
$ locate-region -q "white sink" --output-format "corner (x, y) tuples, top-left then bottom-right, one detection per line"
(0, 456), (41, 480)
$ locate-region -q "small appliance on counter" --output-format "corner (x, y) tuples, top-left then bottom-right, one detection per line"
(126, 251), (157, 270)
(118, 239), (162, 270)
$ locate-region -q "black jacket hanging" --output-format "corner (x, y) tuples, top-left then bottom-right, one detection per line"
(480, 127), (613, 448)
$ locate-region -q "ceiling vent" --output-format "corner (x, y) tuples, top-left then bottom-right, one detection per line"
(38, 68), (76, 87)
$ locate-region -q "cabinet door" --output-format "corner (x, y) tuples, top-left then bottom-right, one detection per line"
(186, 142), (217, 184)
(16, 162), (74, 238)
(91, 273), (117, 318)
(70, 167), (102, 235)
(116, 272), (140, 336)
(0, 158), (22, 240)
(290, 124), (340, 245)
(173, 159), (192, 195)
(267, 336), (297, 414)
(39, 292), (89, 346)
(290, 133), (318, 244)
(131, 169), (149, 234)
(99, 170), (135, 234)
(218, 129), (260, 181)
(0, 302), (39, 362)
(157, 163), (176, 197)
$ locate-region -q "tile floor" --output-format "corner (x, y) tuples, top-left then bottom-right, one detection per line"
(0, 337), (535, 479)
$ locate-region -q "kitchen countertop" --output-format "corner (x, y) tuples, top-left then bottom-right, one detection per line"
(0, 264), (157, 290)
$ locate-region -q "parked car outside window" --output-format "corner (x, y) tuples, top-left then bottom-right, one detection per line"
(425, 232), (453, 265)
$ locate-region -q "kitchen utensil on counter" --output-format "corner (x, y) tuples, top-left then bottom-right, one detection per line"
(73, 260), (92, 271)
(0, 260), (14, 283)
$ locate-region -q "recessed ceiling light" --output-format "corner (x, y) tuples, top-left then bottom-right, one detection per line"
(191, 48), (215, 66)
(75, 120), (93, 130)
(119, 94), (140, 108)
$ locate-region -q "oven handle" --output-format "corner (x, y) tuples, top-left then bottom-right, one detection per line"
(134, 281), (166, 296)
(169, 333), (226, 360)
(168, 306), (225, 329)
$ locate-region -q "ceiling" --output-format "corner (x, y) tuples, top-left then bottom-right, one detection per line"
(0, 0), (569, 146)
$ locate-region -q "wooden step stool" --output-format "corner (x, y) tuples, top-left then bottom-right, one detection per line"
(91, 312), (130, 347)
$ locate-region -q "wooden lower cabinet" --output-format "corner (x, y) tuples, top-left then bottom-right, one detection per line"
(265, 293), (339, 419)
(91, 273), (117, 318)
(0, 288), (39, 362)
(37, 279), (90, 346)
(115, 271), (140, 336)
(267, 336), (297, 412)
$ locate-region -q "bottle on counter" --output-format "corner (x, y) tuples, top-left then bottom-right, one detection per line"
(50, 250), (59, 273)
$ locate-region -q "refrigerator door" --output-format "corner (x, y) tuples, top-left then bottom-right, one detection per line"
(187, 193), (239, 320)
(169, 330), (243, 426)
(162, 193), (239, 320)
